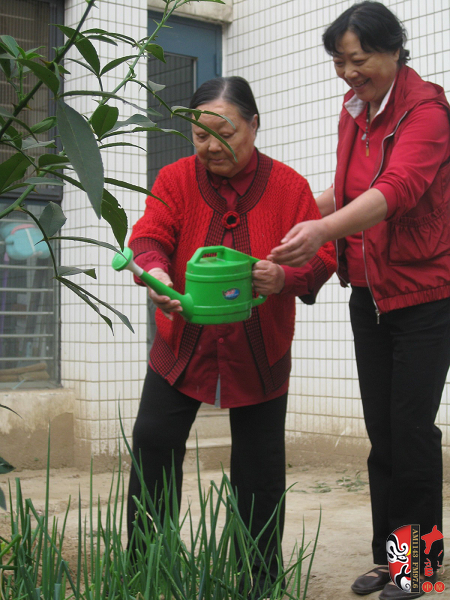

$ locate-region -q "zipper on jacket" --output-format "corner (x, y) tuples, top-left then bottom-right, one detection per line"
(360, 110), (409, 323)
(362, 230), (380, 323)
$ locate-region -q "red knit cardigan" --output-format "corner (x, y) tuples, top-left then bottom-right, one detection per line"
(129, 151), (336, 393)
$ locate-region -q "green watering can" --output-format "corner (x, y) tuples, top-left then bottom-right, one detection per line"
(111, 245), (267, 324)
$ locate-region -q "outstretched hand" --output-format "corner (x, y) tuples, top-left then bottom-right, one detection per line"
(268, 220), (327, 267)
(147, 268), (183, 320)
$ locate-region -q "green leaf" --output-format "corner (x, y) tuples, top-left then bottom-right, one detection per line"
(58, 276), (134, 333)
(91, 104), (119, 138)
(106, 113), (156, 134)
(0, 35), (20, 57)
(39, 201), (67, 237)
(56, 99), (104, 218)
(99, 55), (137, 76)
(59, 90), (161, 117)
(50, 235), (119, 253)
(145, 43), (165, 63)
(83, 35), (118, 46)
(57, 64), (71, 75)
(19, 59), (60, 95)
(172, 106), (236, 128)
(57, 266), (97, 279)
(101, 189), (127, 249)
(42, 165), (86, 192)
(82, 28), (136, 45)
(58, 277), (114, 332)
(75, 37), (100, 75)
(147, 79), (166, 93)
(21, 138), (56, 150)
(0, 487), (6, 510)
(0, 56), (12, 79)
(133, 126), (193, 146)
(55, 25), (81, 40)
(0, 153), (30, 193)
(0, 106), (37, 136)
(103, 177), (167, 205)
(99, 141), (146, 152)
(23, 176), (64, 186)
(65, 57), (98, 77)
(0, 455), (15, 475)
(0, 116), (20, 141)
(30, 116), (57, 134)
(40, 169), (85, 190)
(38, 154), (70, 168)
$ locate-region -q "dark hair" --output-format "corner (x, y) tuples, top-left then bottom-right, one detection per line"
(323, 1), (410, 65)
(189, 76), (260, 130)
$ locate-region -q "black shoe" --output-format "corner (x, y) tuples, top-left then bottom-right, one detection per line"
(351, 566), (391, 595)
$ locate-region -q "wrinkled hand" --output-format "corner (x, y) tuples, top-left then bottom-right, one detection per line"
(147, 268), (183, 320)
(252, 260), (285, 295)
(268, 220), (327, 267)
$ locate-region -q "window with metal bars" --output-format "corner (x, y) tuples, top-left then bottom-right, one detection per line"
(0, 0), (63, 389)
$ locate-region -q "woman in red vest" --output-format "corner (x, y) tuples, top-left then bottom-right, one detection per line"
(270, 3), (450, 599)
(127, 76), (336, 596)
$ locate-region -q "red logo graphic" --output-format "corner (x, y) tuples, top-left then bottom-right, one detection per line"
(434, 581), (446, 593)
(387, 525), (419, 593)
(421, 525), (444, 554)
(387, 525), (444, 594)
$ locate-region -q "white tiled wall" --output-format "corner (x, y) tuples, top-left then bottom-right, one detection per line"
(225, 0), (450, 457)
(62, 0), (149, 458)
(60, 0), (450, 463)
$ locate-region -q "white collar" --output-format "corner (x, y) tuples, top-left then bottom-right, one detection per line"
(344, 78), (396, 120)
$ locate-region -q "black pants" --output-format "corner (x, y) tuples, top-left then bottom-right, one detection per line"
(127, 367), (287, 580)
(349, 287), (450, 570)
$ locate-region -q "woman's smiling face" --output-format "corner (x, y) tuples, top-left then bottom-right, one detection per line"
(333, 30), (400, 110)
(191, 99), (258, 178)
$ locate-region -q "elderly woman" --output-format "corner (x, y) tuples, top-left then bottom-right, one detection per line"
(270, 3), (450, 599)
(126, 76), (336, 594)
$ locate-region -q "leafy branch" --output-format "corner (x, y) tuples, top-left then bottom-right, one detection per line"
(0, 0), (226, 333)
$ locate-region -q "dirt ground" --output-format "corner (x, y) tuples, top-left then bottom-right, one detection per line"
(0, 462), (449, 599)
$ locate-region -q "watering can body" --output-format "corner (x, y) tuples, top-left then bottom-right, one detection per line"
(112, 245), (266, 325)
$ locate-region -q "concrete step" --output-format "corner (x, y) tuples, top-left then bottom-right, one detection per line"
(184, 435), (232, 472)
(189, 403), (230, 438)
(184, 404), (232, 472)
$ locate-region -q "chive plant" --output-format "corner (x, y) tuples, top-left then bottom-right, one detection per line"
(0, 439), (319, 600)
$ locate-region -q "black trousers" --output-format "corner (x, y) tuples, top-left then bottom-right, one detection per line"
(127, 367), (287, 579)
(349, 287), (450, 570)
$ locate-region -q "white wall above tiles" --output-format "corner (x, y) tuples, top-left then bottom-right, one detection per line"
(148, 0), (233, 22)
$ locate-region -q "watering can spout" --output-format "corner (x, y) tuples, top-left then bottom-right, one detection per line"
(111, 248), (194, 318)
(112, 246), (266, 325)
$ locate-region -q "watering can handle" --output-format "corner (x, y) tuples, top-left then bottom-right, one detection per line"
(190, 246), (228, 262)
(247, 254), (267, 307)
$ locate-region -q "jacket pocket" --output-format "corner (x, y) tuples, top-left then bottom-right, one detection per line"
(388, 203), (450, 264)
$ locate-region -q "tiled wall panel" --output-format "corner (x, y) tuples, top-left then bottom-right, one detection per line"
(225, 0), (450, 456)
(61, 0), (450, 462)
(63, 0), (149, 457)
